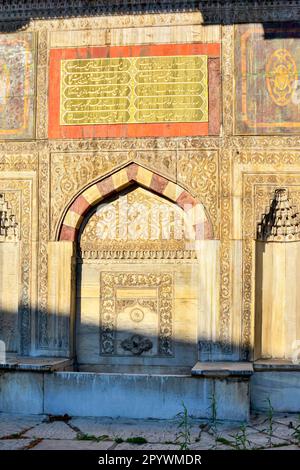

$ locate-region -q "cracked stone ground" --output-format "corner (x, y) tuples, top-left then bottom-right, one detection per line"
(0, 413), (300, 450)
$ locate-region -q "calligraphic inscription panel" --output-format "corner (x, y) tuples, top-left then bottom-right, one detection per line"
(235, 23), (300, 134)
(60, 56), (208, 125)
(0, 33), (36, 139)
(49, 43), (220, 138)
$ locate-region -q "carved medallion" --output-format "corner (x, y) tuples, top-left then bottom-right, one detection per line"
(266, 48), (297, 106)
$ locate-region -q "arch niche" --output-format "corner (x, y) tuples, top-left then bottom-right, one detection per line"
(48, 163), (214, 370)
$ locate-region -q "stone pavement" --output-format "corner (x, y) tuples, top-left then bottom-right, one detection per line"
(0, 412), (300, 450)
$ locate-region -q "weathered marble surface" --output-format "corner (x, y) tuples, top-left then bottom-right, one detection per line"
(1, 5), (300, 419)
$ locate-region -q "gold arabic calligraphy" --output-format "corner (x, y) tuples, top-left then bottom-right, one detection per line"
(60, 55), (208, 125)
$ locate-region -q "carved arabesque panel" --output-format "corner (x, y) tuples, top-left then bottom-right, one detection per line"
(100, 272), (173, 357)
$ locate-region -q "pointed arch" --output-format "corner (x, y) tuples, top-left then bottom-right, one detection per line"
(57, 163), (213, 241)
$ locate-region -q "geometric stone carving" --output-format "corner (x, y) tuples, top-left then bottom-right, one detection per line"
(0, 193), (19, 242)
(257, 188), (300, 242)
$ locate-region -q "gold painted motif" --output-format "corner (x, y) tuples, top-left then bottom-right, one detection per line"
(266, 49), (298, 106)
(60, 55), (208, 125)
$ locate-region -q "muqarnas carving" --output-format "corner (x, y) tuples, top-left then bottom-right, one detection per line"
(0, 33), (36, 139)
(121, 334), (153, 356)
(235, 23), (300, 134)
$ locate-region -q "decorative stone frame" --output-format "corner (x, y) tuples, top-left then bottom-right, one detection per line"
(57, 162), (213, 242)
(47, 163), (214, 358)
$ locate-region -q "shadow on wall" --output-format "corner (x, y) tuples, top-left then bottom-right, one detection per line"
(0, 306), (246, 369)
(0, 1), (299, 38)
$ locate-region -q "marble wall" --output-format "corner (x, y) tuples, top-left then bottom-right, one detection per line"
(0, 4), (300, 368)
